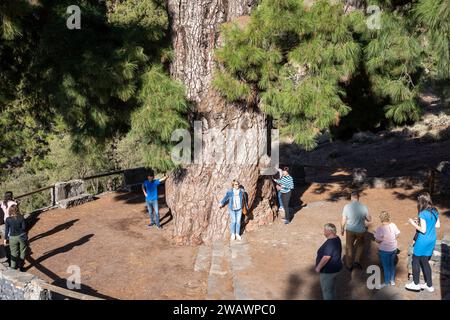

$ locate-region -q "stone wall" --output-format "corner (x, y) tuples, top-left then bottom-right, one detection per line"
(53, 179), (85, 204)
(435, 161), (450, 196)
(53, 180), (95, 209)
(0, 264), (50, 300)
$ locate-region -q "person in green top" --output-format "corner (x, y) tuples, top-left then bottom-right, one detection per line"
(4, 205), (28, 271)
(341, 191), (371, 271)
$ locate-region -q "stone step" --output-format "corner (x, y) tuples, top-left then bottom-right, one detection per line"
(58, 193), (95, 209)
(206, 241), (234, 300)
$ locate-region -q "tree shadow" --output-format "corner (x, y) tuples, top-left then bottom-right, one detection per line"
(25, 234), (94, 271)
(284, 273), (305, 300)
(28, 219), (79, 243)
(160, 210), (173, 227)
(26, 254), (117, 300)
(113, 190), (145, 205)
(25, 209), (45, 231)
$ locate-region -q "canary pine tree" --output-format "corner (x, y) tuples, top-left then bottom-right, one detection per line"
(214, 0), (365, 149)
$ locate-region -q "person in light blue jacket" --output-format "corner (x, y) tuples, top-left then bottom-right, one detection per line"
(219, 180), (249, 241)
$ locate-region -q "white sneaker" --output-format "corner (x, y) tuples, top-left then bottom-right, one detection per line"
(375, 283), (386, 290)
(405, 282), (421, 291)
(230, 234), (236, 241)
(420, 284), (435, 292)
(236, 234), (242, 241)
(390, 281), (396, 286)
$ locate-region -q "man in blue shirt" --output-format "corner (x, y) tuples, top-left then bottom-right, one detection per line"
(142, 173), (167, 229)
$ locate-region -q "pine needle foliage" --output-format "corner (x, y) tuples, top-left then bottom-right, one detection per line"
(0, 0), (189, 173)
(214, 0), (364, 149)
(364, 9), (423, 123)
(414, 0), (450, 79)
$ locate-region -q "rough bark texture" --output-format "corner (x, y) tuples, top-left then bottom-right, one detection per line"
(165, 0), (277, 245)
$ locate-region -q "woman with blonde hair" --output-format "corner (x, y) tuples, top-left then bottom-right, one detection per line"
(219, 180), (249, 241)
(4, 205), (28, 270)
(374, 211), (400, 288)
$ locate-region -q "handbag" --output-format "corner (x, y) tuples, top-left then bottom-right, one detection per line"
(241, 190), (248, 215)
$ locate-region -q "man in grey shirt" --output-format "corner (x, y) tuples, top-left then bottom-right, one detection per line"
(341, 191), (371, 271)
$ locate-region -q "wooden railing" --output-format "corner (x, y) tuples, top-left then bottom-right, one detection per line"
(13, 169), (128, 212)
(39, 282), (104, 300)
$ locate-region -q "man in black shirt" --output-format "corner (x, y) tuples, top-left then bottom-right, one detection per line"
(315, 223), (343, 300)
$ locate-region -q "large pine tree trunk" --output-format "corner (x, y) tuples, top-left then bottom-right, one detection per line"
(165, 0), (277, 245)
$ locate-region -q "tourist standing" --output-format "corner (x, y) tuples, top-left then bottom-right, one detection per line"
(142, 173), (167, 229)
(219, 180), (249, 241)
(273, 167), (294, 224)
(275, 167), (284, 212)
(315, 223), (343, 300)
(1, 192), (17, 257)
(1, 191), (17, 225)
(405, 192), (440, 292)
(374, 211), (400, 288)
(341, 191), (371, 270)
(3, 205), (28, 270)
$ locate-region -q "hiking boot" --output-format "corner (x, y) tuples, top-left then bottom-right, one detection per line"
(405, 282), (421, 291)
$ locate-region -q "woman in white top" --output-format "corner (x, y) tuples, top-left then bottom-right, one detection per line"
(374, 211), (400, 288)
(1, 191), (17, 223)
(1, 191), (17, 240)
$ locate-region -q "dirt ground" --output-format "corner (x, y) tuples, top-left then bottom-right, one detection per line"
(24, 184), (450, 300)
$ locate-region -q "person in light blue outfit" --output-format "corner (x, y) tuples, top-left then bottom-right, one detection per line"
(142, 172), (167, 230)
(219, 180), (249, 241)
(405, 192), (440, 293)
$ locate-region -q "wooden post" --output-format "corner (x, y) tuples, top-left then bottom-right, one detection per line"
(51, 185), (56, 207)
(429, 168), (435, 196)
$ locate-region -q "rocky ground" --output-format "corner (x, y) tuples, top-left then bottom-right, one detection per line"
(20, 184), (450, 300)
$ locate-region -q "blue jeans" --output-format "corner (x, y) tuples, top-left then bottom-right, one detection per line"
(379, 249), (397, 284)
(146, 200), (160, 227)
(277, 191), (284, 209)
(229, 208), (242, 235)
